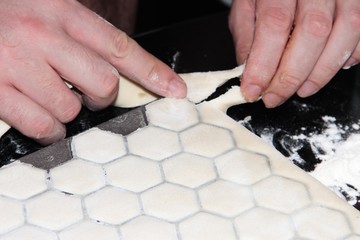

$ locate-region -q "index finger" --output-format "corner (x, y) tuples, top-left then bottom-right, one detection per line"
(62, 1), (186, 99)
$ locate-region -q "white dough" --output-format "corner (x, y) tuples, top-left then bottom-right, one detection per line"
(180, 65), (245, 104)
(0, 121), (10, 138)
(114, 65), (245, 107)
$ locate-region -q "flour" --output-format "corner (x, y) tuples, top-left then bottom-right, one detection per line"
(242, 115), (360, 206)
(311, 133), (360, 205)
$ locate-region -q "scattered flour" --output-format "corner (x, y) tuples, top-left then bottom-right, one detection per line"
(311, 133), (360, 205)
(242, 115), (360, 206)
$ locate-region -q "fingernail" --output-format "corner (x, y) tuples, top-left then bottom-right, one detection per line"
(297, 81), (319, 98)
(263, 92), (285, 108)
(343, 58), (359, 70)
(168, 77), (187, 98)
(243, 84), (262, 102)
(38, 124), (66, 145)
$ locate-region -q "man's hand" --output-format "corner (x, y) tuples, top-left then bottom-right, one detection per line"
(229, 0), (360, 107)
(0, 0), (186, 144)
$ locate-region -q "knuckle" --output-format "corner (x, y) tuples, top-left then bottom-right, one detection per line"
(59, 100), (81, 123)
(303, 11), (333, 38)
(98, 68), (119, 98)
(278, 71), (303, 90)
(245, 63), (275, 87)
(110, 30), (133, 60)
(262, 7), (294, 32)
(318, 62), (340, 76)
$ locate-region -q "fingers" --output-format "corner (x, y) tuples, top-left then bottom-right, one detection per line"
(240, 0), (296, 102)
(44, 31), (119, 110)
(11, 60), (82, 123)
(297, 0), (360, 97)
(262, 0), (336, 108)
(0, 86), (65, 145)
(229, 0), (256, 64)
(62, 0), (186, 99)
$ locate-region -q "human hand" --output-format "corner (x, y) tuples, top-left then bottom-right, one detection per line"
(0, 0), (186, 144)
(229, 0), (360, 107)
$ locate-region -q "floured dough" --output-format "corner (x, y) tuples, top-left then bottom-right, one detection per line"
(0, 66), (244, 139)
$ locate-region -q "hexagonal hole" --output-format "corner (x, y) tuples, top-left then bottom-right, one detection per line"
(180, 124), (234, 158)
(234, 207), (295, 239)
(253, 176), (311, 213)
(72, 128), (126, 163)
(26, 191), (83, 231)
(121, 216), (178, 240)
(215, 149), (271, 185)
(179, 212), (236, 240)
(105, 155), (162, 192)
(198, 180), (254, 217)
(0, 162), (47, 200)
(127, 127), (181, 161)
(146, 98), (199, 131)
(141, 183), (199, 222)
(50, 159), (105, 195)
(59, 221), (119, 240)
(163, 153), (216, 188)
(293, 206), (352, 239)
(0, 197), (24, 234)
(0, 225), (57, 240)
(84, 186), (140, 225)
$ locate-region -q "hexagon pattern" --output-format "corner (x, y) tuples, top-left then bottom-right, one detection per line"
(0, 98), (359, 239)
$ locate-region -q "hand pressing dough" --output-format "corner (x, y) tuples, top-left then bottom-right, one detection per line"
(0, 65), (245, 139)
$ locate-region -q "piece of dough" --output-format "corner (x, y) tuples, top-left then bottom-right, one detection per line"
(0, 121), (10, 138)
(115, 65), (244, 108)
